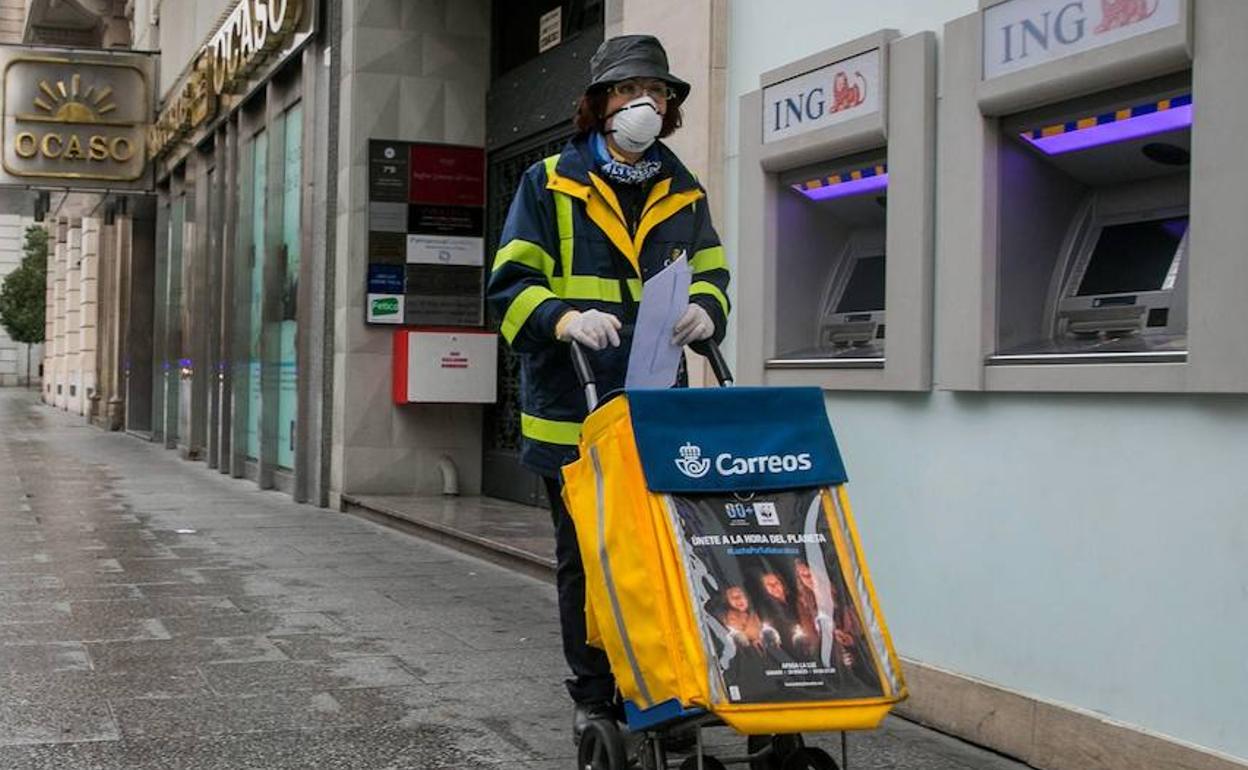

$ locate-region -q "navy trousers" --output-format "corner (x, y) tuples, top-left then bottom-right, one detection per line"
(543, 475), (616, 705)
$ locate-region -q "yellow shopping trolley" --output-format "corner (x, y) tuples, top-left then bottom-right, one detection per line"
(561, 343), (906, 770)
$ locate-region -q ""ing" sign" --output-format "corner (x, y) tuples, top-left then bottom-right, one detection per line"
(762, 48), (881, 144)
(983, 0), (1181, 80)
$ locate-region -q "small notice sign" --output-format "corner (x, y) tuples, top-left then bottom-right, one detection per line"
(406, 234), (485, 267)
(367, 294), (404, 324)
(539, 7), (562, 53)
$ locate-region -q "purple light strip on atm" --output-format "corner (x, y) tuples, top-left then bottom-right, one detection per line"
(797, 173), (889, 201)
(1021, 104), (1193, 156)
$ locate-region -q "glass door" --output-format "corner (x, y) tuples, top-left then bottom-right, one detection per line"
(165, 195), (185, 445)
(246, 130), (267, 460)
(277, 104), (301, 470)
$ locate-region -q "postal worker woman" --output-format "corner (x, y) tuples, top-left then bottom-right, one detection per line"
(486, 34), (731, 741)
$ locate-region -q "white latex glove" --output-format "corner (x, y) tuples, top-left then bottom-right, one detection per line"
(556, 309), (621, 351)
(672, 303), (714, 346)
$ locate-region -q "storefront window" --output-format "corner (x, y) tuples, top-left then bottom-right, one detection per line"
(277, 104), (301, 470)
(246, 130), (267, 460)
(165, 195), (185, 442)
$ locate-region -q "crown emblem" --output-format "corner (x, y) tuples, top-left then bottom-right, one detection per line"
(674, 442), (711, 479)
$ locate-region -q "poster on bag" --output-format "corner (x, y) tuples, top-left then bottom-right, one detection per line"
(671, 488), (885, 704)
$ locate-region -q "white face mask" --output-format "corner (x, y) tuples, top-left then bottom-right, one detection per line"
(606, 95), (663, 154)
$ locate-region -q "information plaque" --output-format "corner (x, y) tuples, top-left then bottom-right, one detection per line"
(366, 139), (486, 326)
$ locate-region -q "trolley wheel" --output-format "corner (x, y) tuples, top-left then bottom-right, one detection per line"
(578, 719), (628, 770)
(678, 756), (727, 770)
(781, 746), (839, 770)
(748, 734), (805, 769)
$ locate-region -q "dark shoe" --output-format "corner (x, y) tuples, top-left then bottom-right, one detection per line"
(572, 701), (617, 746)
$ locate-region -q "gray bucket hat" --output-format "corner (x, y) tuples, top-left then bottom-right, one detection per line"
(588, 35), (691, 104)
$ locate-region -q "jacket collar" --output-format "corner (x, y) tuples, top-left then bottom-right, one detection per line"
(547, 133), (705, 276)
(552, 134), (700, 195)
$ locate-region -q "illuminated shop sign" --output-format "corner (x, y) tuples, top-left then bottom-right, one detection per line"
(983, 0), (1183, 80)
(762, 48), (881, 144)
(0, 54), (152, 185)
(149, 0), (304, 159)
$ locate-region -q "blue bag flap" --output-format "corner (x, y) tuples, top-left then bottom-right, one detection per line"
(626, 387), (847, 493)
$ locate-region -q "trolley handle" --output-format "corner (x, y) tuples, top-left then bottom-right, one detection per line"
(692, 339), (735, 387)
(570, 339), (735, 412)
(570, 340), (600, 411)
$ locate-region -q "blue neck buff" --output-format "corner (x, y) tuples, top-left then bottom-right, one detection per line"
(591, 132), (662, 186)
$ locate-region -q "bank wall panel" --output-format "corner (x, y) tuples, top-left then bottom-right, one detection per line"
(725, 0), (1247, 761)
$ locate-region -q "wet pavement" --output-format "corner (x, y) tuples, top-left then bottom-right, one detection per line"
(0, 389), (1032, 769)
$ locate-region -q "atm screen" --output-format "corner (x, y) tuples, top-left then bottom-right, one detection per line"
(1077, 216), (1188, 296)
(836, 255), (886, 313)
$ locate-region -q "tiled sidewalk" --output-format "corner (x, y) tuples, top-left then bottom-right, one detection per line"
(0, 389), (1031, 769)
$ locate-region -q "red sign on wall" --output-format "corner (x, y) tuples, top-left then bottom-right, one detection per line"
(409, 144), (485, 207)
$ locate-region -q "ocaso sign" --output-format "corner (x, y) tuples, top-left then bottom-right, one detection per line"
(149, 0), (304, 159)
(0, 54), (153, 186)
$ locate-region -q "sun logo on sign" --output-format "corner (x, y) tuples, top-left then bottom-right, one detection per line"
(31, 74), (116, 124)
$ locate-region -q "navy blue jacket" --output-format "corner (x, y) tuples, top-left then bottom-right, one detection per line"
(486, 135), (730, 476)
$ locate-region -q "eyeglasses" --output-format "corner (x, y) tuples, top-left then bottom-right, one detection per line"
(609, 80), (676, 101)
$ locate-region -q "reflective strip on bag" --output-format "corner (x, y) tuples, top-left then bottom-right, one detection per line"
(520, 412), (582, 446)
(592, 445), (654, 706)
(828, 488), (904, 697)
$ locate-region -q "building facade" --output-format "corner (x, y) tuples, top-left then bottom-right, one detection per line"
(0, 211), (37, 386)
(724, 2), (1246, 769)
(0, 0), (37, 386)
(19, 1), (1248, 769)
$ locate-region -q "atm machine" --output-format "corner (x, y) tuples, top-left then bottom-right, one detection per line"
(938, 0), (1248, 393)
(992, 78), (1192, 365)
(780, 162), (888, 361)
(738, 30), (936, 391)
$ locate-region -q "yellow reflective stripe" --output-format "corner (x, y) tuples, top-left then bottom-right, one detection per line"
(543, 155), (577, 279)
(690, 280), (729, 316)
(551, 275), (642, 302)
(501, 285), (557, 343)
(555, 195), (575, 276)
(589, 173), (627, 229)
(492, 239), (556, 277)
(585, 193), (638, 273)
(635, 189), (703, 258)
(690, 245), (726, 274)
(640, 177), (672, 221)
(521, 413), (582, 445)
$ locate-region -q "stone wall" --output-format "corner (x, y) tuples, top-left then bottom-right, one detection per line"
(329, 0), (489, 501)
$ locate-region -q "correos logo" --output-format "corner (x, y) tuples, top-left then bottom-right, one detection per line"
(675, 442), (813, 479)
(674, 443), (711, 479)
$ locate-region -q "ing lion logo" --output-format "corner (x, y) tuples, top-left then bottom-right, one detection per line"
(1095, 0), (1159, 34)
(674, 442), (711, 479)
(830, 71), (868, 113)
(26, 73), (117, 124)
